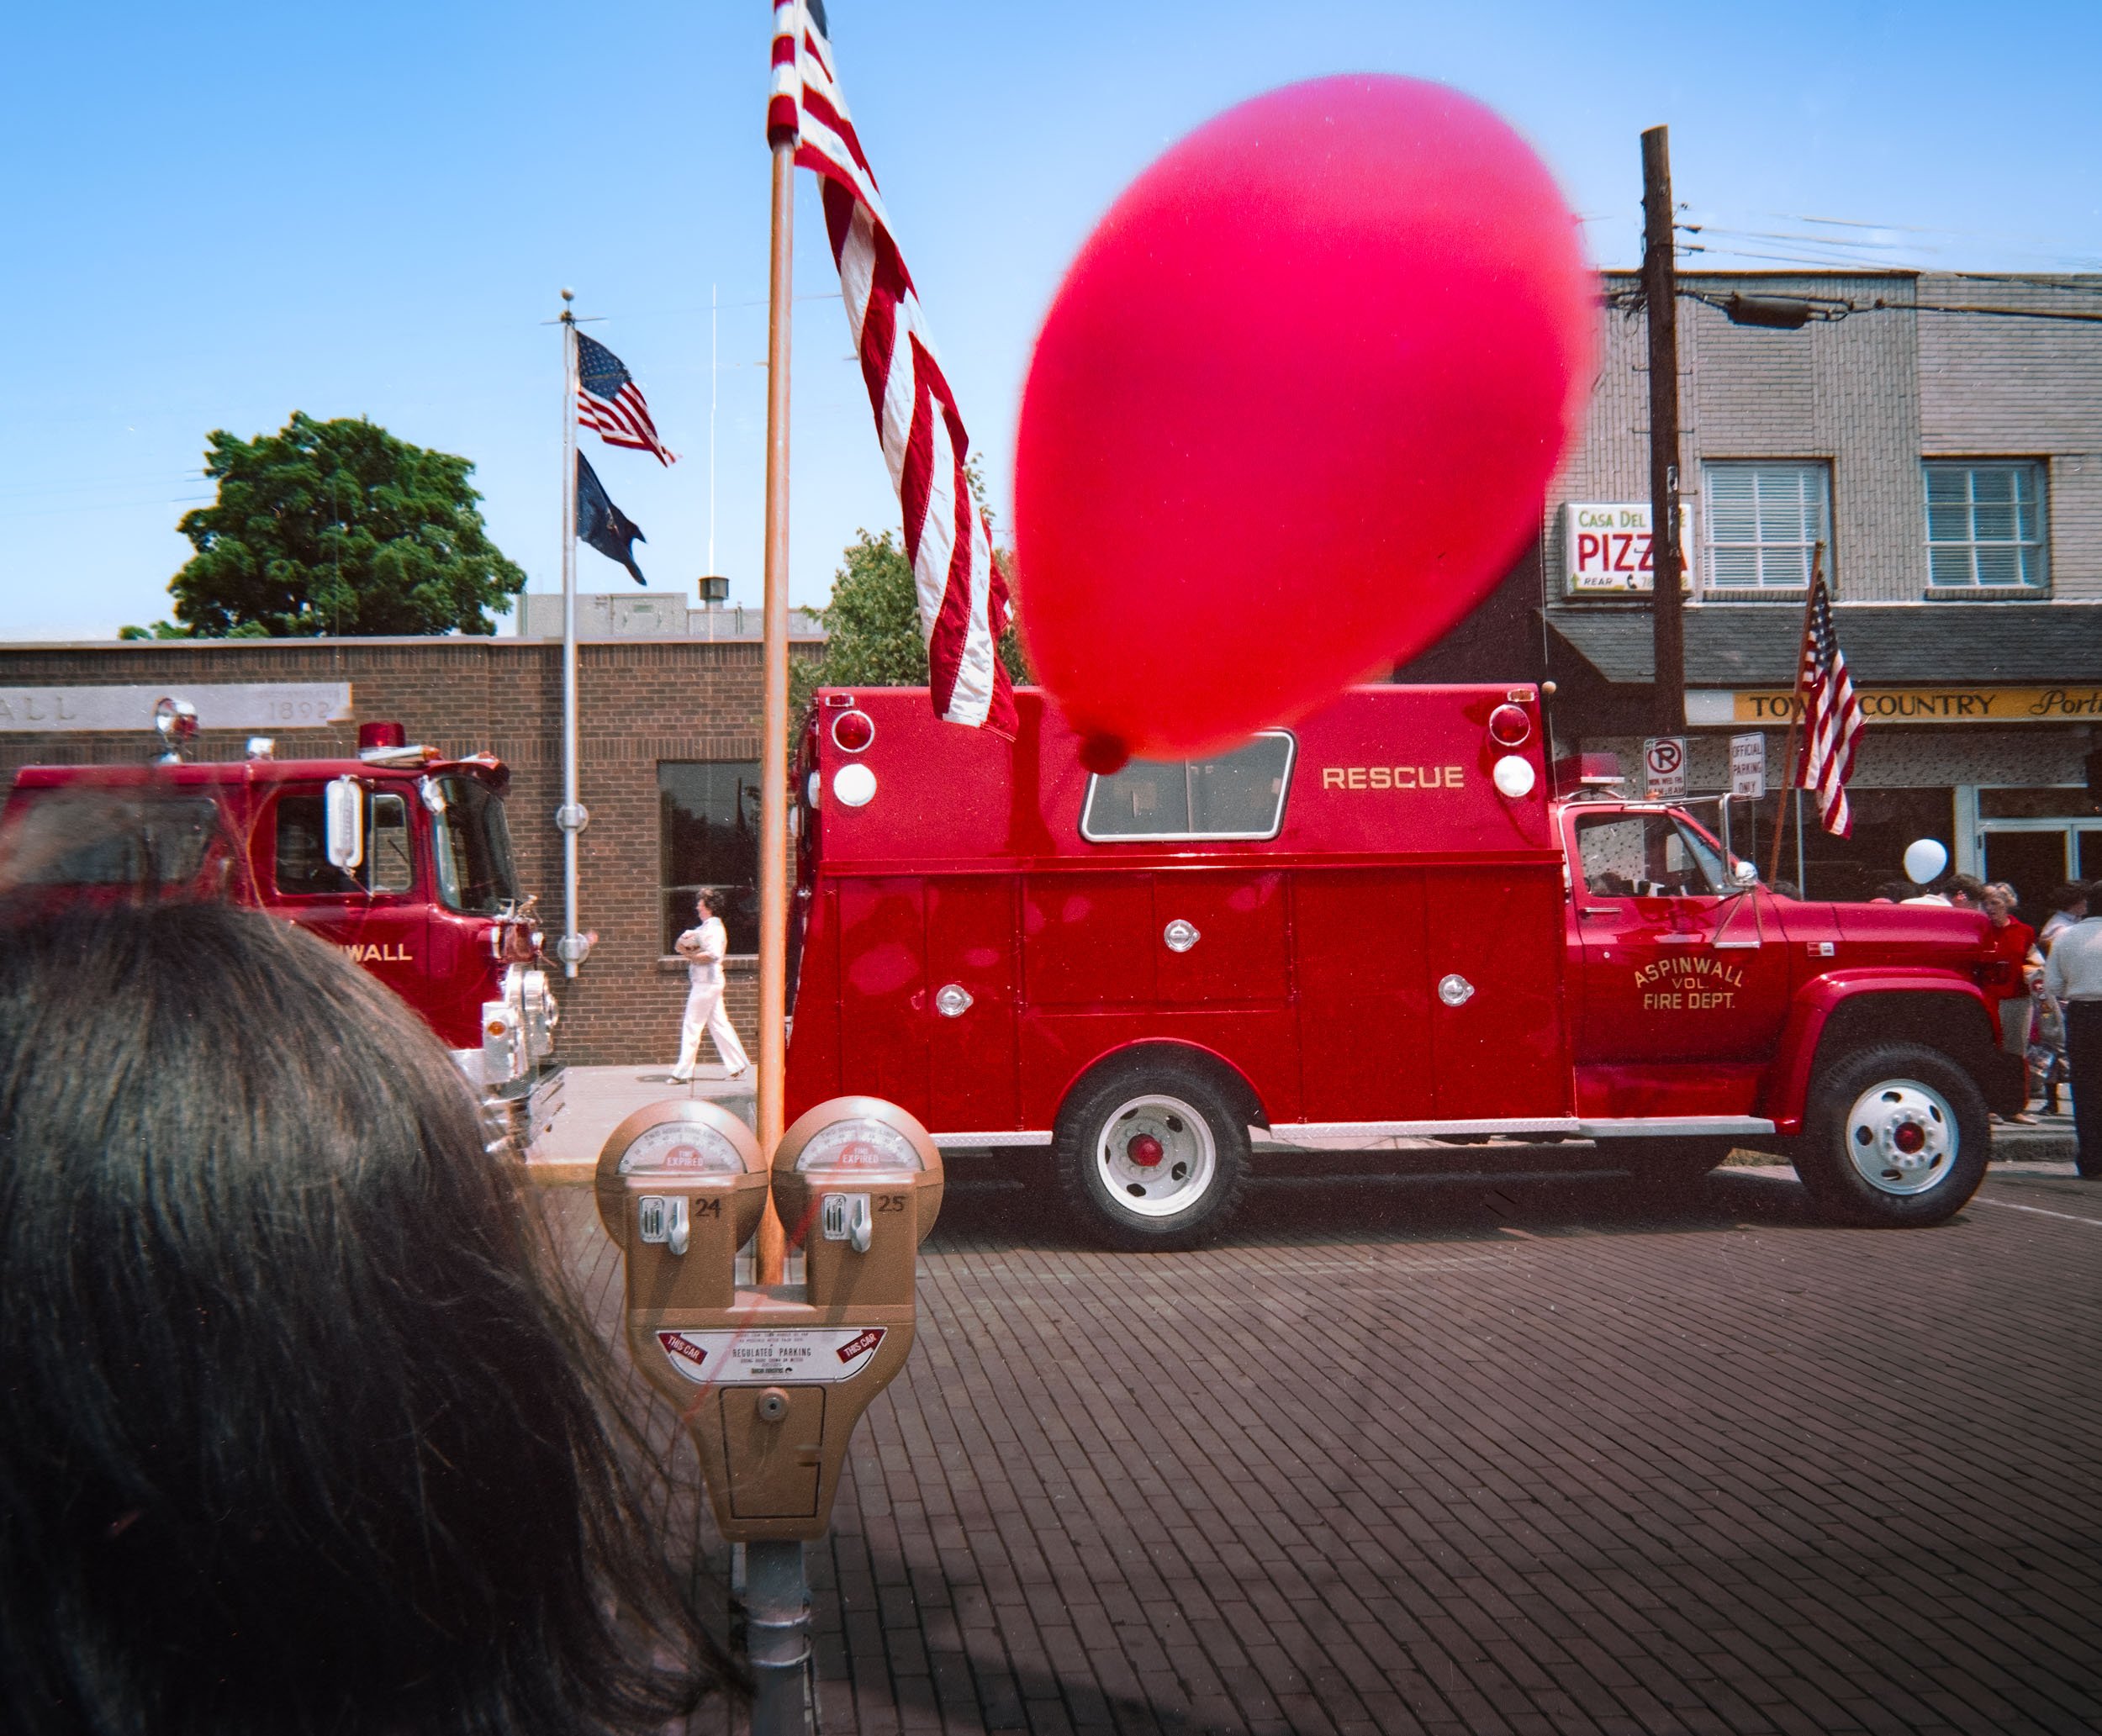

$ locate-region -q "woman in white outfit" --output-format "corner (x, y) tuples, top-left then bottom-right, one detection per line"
(672, 889), (751, 1083)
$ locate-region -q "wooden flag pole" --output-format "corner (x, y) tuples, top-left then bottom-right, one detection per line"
(754, 129), (795, 1285)
(1765, 541), (1824, 889)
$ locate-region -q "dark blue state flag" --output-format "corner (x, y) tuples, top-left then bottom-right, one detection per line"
(576, 451), (646, 584)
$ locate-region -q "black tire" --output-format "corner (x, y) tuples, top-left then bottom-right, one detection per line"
(1054, 1063), (1251, 1251)
(1793, 1042), (1988, 1227)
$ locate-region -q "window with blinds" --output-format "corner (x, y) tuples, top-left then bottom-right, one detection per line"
(1703, 462), (1832, 593)
(1925, 462), (2048, 591)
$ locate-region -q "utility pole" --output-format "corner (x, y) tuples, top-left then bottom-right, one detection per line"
(1640, 125), (1687, 736)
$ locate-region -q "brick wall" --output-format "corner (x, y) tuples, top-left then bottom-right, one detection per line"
(0, 637), (818, 1065)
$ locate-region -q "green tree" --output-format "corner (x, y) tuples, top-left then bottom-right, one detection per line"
(790, 529), (1030, 727)
(125, 412), (526, 639)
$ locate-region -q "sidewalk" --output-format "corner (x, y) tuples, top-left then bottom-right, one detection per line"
(524, 1062), (757, 1185)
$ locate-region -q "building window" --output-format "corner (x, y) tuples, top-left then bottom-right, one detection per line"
(1703, 462), (1831, 593)
(659, 762), (760, 954)
(1925, 462), (2047, 591)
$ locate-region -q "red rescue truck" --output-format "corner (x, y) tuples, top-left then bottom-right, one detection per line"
(1, 720), (562, 1139)
(788, 683), (2021, 1248)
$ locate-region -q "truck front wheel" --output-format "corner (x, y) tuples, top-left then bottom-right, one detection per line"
(1055, 1067), (1250, 1251)
(1795, 1043), (1988, 1227)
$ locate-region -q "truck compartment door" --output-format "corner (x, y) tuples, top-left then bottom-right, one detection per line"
(1022, 873), (1155, 1005)
(927, 877), (1018, 1132)
(1425, 867), (1570, 1119)
(1152, 869), (1288, 1005)
(1294, 868), (1434, 1122)
(835, 878), (930, 1120)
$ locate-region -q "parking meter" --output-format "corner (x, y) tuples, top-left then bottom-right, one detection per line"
(596, 1099), (769, 1315)
(773, 1095), (945, 1311)
(598, 1093), (941, 1547)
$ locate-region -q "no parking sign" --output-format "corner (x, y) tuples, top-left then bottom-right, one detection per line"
(1642, 736), (1687, 799)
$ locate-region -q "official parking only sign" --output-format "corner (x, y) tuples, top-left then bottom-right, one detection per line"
(1730, 733), (1767, 800)
(1643, 736), (1687, 799)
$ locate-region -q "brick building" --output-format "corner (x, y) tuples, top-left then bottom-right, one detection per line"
(1407, 270), (2102, 912)
(0, 625), (819, 1064)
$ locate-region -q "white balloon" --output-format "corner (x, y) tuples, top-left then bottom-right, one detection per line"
(1903, 838), (1948, 885)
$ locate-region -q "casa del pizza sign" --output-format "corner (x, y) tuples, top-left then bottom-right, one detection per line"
(1687, 686), (2102, 726)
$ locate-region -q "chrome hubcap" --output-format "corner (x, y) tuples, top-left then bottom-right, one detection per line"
(1096, 1094), (1217, 1218)
(1845, 1079), (1957, 1195)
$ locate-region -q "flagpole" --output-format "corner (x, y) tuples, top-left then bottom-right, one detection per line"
(1765, 541), (1824, 889)
(708, 282), (720, 577)
(756, 118), (796, 1285)
(552, 291), (590, 979)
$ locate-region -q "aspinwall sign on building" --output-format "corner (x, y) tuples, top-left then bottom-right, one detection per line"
(0, 683), (352, 732)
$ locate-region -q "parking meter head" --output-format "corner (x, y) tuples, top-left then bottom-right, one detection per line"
(773, 1096), (944, 1309)
(595, 1099), (768, 1312)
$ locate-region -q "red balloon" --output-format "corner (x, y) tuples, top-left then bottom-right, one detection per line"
(1015, 76), (1596, 769)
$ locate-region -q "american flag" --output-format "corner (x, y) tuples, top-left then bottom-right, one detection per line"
(1791, 559), (1864, 836)
(768, 0), (1017, 736)
(576, 330), (678, 467)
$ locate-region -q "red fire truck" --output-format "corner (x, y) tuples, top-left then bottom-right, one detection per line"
(0, 720), (562, 1139)
(788, 683), (2021, 1248)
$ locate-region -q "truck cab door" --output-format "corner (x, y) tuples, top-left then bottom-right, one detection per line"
(266, 784), (428, 1000)
(1567, 808), (1789, 1072)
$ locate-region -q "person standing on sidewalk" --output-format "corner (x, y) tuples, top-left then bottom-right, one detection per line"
(671, 888), (751, 1084)
(1981, 883), (2041, 1121)
(2042, 884), (2102, 1178)
(2035, 883), (2088, 1116)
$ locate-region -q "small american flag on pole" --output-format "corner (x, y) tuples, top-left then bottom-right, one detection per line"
(1792, 558), (1864, 836)
(576, 330), (678, 467)
(768, 0), (1017, 736)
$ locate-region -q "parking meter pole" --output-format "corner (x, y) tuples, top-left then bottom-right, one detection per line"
(745, 1538), (815, 1735)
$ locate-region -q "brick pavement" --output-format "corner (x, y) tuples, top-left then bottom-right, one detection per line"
(552, 1158), (2102, 1736)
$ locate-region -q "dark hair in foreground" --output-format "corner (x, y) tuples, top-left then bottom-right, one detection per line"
(0, 900), (727, 1734)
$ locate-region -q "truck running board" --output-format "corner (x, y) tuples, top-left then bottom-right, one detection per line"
(930, 1116), (1777, 1151)
(1264, 1115), (1776, 1142)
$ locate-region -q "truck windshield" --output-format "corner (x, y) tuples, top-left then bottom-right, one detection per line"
(430, 776), (518, 914)
(0, 792), (225, 889)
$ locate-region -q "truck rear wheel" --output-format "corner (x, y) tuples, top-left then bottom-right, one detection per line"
(1055, 1066), (1250, 1251)
(1795, 1043), (1988, 1227)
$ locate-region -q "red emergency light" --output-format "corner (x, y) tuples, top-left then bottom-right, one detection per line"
(1550, 752), (1623, 798)
(1487, 703), (1532, 747)
(358, 721), (407, 753)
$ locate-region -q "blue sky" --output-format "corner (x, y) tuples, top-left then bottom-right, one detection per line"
(6, 1), (2099, 640)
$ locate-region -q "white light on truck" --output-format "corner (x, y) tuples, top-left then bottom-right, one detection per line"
(1492, 755), (1536, 799)
(833, 762), (877, 808)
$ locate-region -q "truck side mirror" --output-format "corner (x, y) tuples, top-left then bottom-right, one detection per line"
(324, 776), (364, 871)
